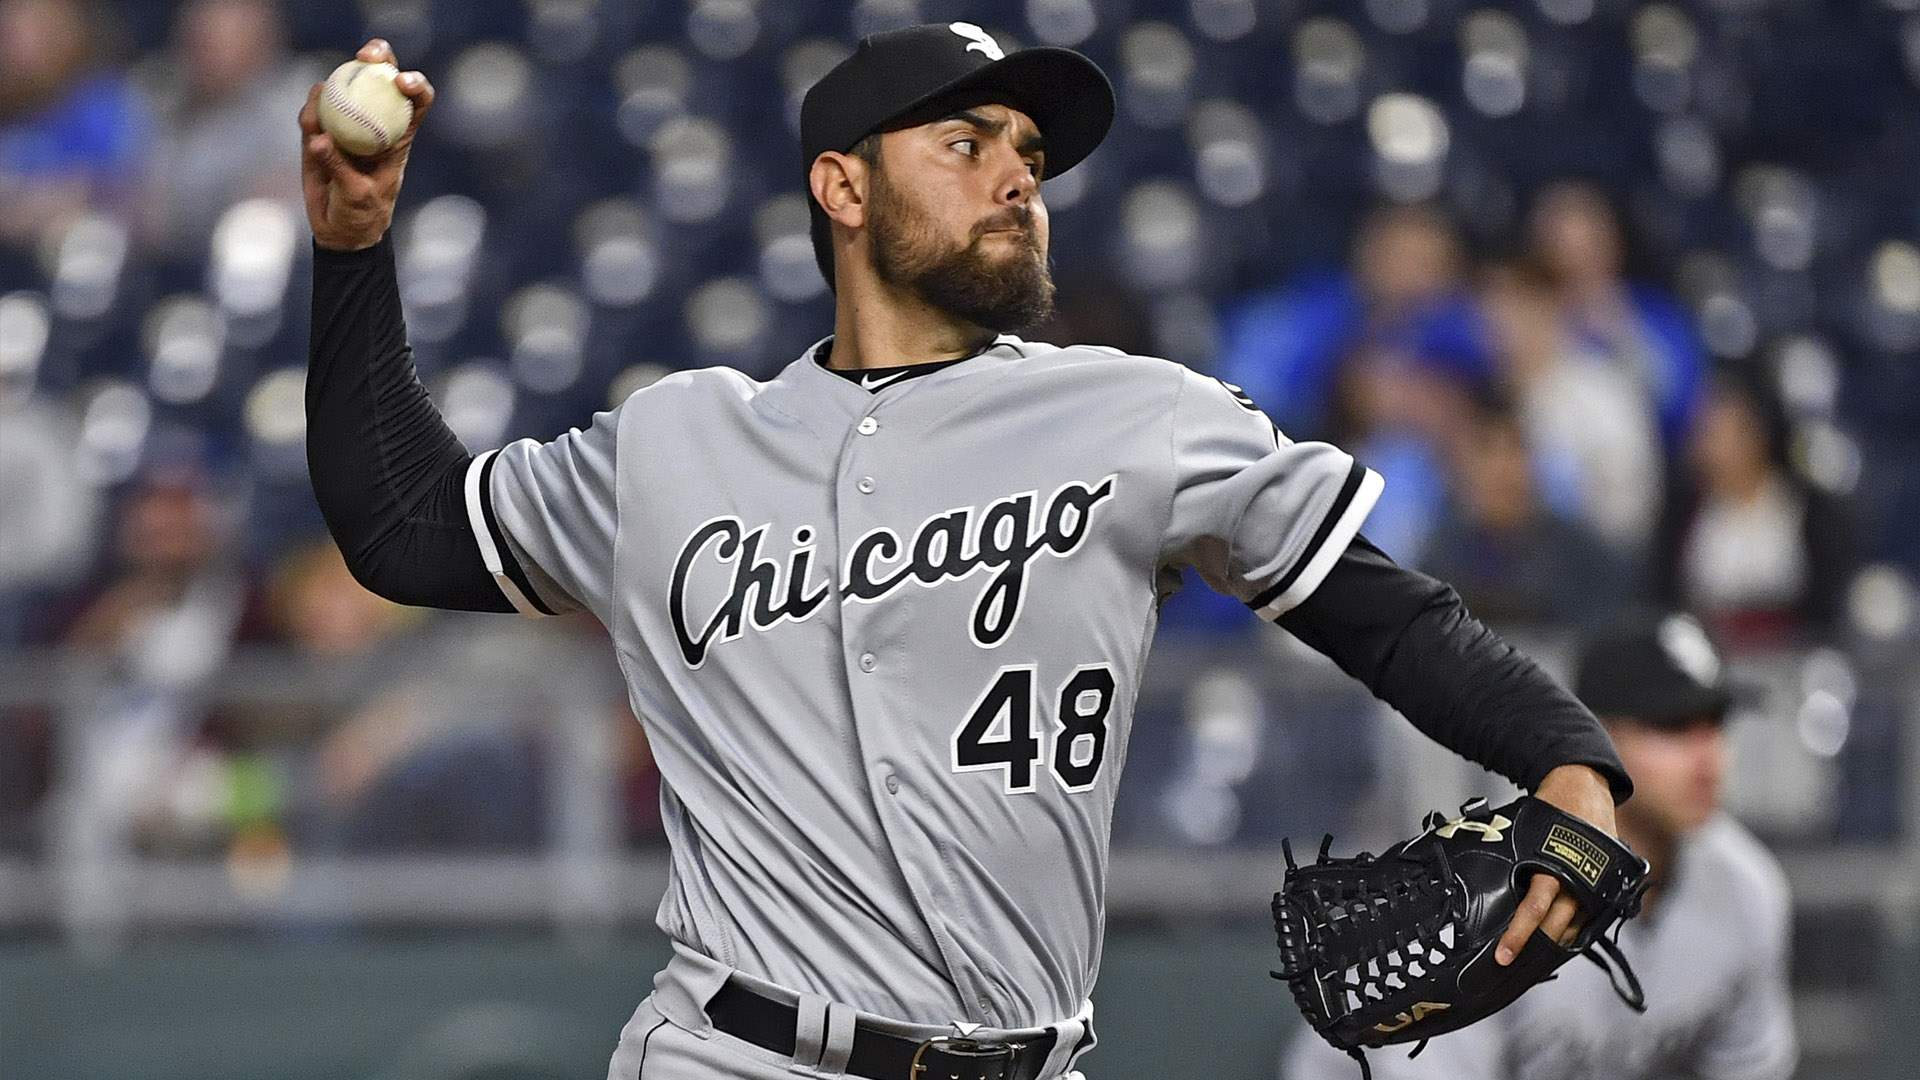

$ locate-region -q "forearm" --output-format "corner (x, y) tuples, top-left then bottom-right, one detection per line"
(1279, 538), (1631, 800)
(306, 233), (510, 611)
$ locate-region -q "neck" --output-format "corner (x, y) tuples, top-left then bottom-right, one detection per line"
(1709, 461), (1773, 504)
(1617, 816), (1679, 914)
(826, 268), (998, 371)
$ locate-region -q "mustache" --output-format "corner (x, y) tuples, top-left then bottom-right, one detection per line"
(972, 205), (1038, 242)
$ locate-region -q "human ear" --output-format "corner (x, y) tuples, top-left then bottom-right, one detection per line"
(809, 152), (868, 230)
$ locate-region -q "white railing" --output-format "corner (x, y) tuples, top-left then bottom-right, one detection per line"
(2, 620), (1917, 946)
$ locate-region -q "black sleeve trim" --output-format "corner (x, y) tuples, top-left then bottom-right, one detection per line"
(1277, 535), (1632, 802)
(474, 452), (557, 616)
(1246, 459), (1368, 613)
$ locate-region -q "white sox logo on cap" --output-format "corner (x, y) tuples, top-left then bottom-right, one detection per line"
(948, 22), (1004, 60)
(1657, 612), (1721, 689)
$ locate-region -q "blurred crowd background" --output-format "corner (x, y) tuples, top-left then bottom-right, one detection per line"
(2, 0), (1919, 1077)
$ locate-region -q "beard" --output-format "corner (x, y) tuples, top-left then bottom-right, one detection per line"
(865, 165), (1055, 332)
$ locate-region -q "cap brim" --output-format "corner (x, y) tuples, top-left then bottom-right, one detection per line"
(874, 47), (1115, 178)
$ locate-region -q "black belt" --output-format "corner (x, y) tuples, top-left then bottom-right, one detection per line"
(705, 979), (1061, 1080)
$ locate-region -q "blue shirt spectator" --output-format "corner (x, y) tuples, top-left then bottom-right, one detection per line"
(1215, 203), (1496, 442)
(1527, 180), (1708, 453)
(0, 0), (152, 253)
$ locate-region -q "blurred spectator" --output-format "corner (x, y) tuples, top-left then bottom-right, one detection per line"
(1483, 258), (1663, 571)
(137, 0), (312, 259)
(1214, 204), (1496, 564)
(323, 694), (546, 854)
(48, 465), (258, 923)
(1215, 202), (1495, 442)
(62, 465), (258, 675)
(0, 0), (150, 256)
(0, 367), (68, 846)
(269, 534), (419, 657)
(0, 379), (97, 642)
(278, 541), (544, 854)
(56, 466), (261, 834)
(1330, 336), (1484, 564)
(1658, 368), (1853, 648)
(1153, 667), (1265, 846)
(1526, 180), (1707, 454)
(1417, 392), (1626, 629)
(1166, 206), (1494, 631)
(0, 702), (52, 854)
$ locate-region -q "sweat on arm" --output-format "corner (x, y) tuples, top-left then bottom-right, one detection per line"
(305, 234), (512, 612)
(1279, 536), (1633, 801)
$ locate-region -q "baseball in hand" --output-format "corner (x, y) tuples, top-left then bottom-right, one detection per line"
(316, 59), (414, 157)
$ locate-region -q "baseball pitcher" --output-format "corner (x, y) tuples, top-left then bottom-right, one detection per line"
(301, 27), (1633, 1080)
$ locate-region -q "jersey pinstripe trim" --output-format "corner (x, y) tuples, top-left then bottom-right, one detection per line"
(463, 450), (556, 618)
(1246, 460), (1385, 620)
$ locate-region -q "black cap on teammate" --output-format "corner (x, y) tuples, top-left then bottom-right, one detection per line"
(1575, 610), (1737, 728)
(800, 22), (1116, 286)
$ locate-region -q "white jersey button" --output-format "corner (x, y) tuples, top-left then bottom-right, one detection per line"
(858, 653), (877, 672)
(885, 775), (900, 794)
(857, 416), (879, 435)
(857, 477), (875, 493)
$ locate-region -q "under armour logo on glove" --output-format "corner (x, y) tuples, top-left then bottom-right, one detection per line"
(1434, 813), (1512, 842)
(949, 22), (1004, 60)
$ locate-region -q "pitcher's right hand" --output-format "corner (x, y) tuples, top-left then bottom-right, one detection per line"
(300, 39), (434, 252)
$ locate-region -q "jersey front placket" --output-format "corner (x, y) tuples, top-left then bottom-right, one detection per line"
(828, 388), (1000, 1025)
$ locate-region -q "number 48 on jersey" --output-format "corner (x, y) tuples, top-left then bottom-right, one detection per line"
(951, 664), (1114, 794)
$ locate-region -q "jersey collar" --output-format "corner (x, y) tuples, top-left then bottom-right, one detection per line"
(756, 335), (1028, 441)
(804, 334), (1027, 371)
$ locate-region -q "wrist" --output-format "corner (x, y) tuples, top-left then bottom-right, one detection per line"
(313, 232), (391, 261)
(1534, 763), (1619, 833)
(1540, 762), (1605, 786)
(313, 235), (384, 254)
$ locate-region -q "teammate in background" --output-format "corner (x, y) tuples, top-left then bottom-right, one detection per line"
(302, 30), (1631, 1080)
(1286, 609), (1796, 1080)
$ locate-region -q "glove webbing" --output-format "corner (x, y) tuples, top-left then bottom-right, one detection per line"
(1276, 836), (1467, 1080)
(1278, 837), (1465, 999)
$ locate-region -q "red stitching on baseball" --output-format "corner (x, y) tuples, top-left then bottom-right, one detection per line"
(324, 71), (402, 152)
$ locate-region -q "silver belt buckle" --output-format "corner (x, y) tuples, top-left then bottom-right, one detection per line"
(910, 1036), (1023, 1080)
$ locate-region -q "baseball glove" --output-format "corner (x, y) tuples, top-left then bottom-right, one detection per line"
(1271, 795), (1650, 1079)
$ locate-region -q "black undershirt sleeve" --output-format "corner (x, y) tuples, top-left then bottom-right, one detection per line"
(306, 234), (512, 612)
(1278, 536), (1633, 802)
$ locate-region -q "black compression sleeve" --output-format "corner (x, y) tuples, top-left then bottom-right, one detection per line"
(1278, 537), (1632, 802)
(306, 234), (513, 612)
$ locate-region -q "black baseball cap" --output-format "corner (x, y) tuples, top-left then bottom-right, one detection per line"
(1575, 610), (1736, 728)
(799, 22), (1115, 283)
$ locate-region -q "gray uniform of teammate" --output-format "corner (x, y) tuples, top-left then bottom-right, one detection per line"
(466, 337), (1381, 1072)
(1286, 811), (1795, 1080)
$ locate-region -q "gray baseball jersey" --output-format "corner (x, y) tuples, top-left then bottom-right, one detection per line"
(1285, 813), (1797, 1080)
(463, 335), (1382, 1030)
